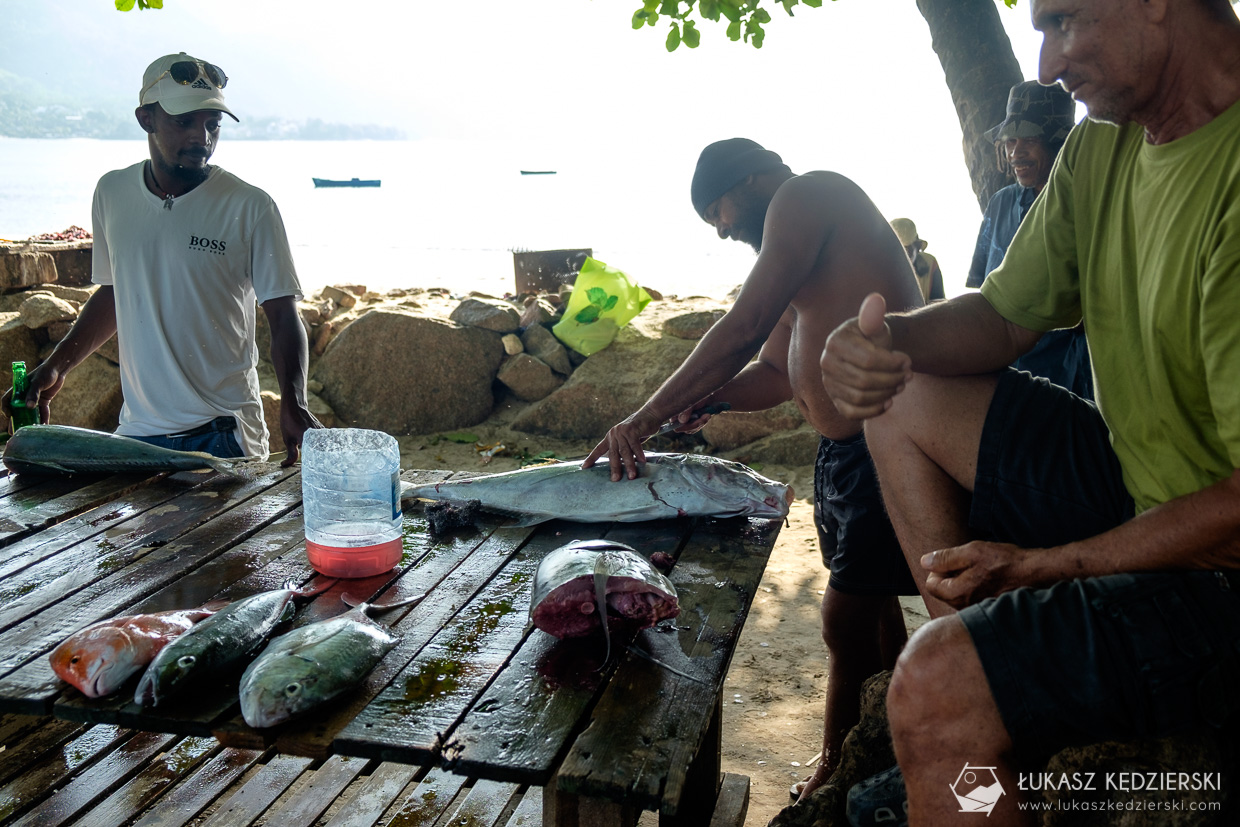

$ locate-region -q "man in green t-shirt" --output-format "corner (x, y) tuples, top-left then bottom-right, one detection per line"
(820, 0), (1240, 822)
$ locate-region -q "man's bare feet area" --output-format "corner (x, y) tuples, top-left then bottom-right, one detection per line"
(792, 760), (837, 803)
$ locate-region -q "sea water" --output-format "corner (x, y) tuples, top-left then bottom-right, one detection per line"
(0, 136), (758, 300)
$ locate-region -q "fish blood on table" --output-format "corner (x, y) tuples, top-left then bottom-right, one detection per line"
(401, 453), (793, 525)
(530, 540), (680, 640)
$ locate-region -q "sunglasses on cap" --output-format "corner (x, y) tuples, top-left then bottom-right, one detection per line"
(142, 59), (228, 100)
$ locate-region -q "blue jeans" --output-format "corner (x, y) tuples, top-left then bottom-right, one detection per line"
(127, 416), (244, 458)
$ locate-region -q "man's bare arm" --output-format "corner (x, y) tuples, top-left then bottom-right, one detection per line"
(924, 468), (1240, 608)
(822, 292), (1042, 420)
(263, 296), (322, 466)
(583, 176), (837, 480)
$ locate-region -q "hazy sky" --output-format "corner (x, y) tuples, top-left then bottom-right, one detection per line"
(4, 0), (1054, 293)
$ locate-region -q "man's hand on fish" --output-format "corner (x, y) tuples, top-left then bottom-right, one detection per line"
(583, 412), (659, 481)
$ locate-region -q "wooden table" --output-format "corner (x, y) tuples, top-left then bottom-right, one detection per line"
(0, 463), (780, 826)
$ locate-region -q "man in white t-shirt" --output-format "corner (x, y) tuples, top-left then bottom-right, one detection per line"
(12, 52), (320, 463)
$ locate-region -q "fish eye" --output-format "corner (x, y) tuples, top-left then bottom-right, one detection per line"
(177, 655), (196, 669)
(284, 682), (302, 697)
(70, 656), (79, 664)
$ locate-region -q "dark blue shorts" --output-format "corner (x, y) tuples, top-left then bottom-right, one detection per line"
(127, 415), (244, 458)
(959, 370), (1240, 754)
(814, 432), (918, 596)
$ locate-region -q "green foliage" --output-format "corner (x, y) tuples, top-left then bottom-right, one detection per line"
(115, 0), (163, 9)
(635, 0), (1024, 51)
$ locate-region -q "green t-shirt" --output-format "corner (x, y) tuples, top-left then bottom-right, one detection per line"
(981, 101), (1240, 513)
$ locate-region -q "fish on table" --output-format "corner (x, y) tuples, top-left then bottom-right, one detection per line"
(401, 452), (792, 525)
(48, 603), (225, 699)
(530, 539), (680, 660)
(238, 591), (424, 729)
(134, 580), (334, 708)
(2, 424), (252, 476)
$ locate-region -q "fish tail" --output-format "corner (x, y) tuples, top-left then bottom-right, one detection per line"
(593, 553), (612, 664)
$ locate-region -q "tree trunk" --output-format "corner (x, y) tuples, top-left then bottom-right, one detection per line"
(916, 0), (1025, 212)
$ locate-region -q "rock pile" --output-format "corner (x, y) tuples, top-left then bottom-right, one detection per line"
(0, 242), (816, 464)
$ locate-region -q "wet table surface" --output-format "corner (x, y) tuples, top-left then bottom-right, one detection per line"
(0, 463), (781, 826)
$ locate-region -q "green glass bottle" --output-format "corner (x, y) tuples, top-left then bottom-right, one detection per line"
(10, 361), (40, 431)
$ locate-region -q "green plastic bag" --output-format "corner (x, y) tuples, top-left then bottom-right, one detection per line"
(552, 257), (652, 356)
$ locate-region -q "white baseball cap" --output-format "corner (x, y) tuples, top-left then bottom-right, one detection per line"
(139, 52), (238, 121)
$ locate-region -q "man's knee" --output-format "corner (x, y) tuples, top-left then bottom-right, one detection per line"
(887, 616), (980, 737)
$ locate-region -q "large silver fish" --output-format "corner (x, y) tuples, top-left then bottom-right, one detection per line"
(402, 453), (792, 525)
(134, 581), (332, 707)
(530, 540), (680, 660)
(238, 592), (422, 729)
(3, 424), (246, 476)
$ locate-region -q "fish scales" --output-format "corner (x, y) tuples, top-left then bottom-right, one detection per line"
(239, 605), (400, 729)
(402, 453), (792, 525)
(3, 425), (243, 476)
(135, 586), (308, 707)
(49, 606), (218, 699)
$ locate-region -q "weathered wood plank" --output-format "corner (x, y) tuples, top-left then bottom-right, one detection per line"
(441, 777), (523, 827)
(370, 766), (469, 826)
(259, 753), (372, 827)
(0, 467), (299, 715)
(318, 761), (422, 827)
(0, 714), (88, 788)
(506, 785), (543, 827)
(554, 516), (780, 815)
(213, 521), (538, 760)
(443, 519), (693, 786)
(70, 735), (219, 827)
(706, 773), (750, 827)
(333, 522), (571, 765)
(198, 752), (314, 827)
(0, 471), (292, 634)
(127, 747), (265, 827)
(0, 724), (126, 823)
(0, 472), (205, 583)
(7, 729), (180, 827)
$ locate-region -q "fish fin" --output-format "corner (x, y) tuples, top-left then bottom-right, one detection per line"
(594, 552), (612, 665)
(627, 643), (708, 685)
(291, 578), (339, 598)
(343, 591), (427, 614)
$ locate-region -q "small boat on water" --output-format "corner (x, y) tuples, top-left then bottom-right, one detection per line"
(520, 170), (556, 176)
(312, 177), (381, 188)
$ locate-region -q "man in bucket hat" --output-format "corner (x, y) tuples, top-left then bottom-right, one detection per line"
(965, 80), (1092, 399)
(5, 53), (321, 463)
(585, 138), (926, 802)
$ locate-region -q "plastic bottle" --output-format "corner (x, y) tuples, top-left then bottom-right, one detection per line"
(9, 361), (40, 433)
(301, 428), (403, 578)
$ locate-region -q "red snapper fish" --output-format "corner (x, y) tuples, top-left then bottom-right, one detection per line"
(49, 604), (223, 698)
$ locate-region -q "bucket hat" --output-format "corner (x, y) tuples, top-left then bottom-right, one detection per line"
(984, 80), (1074, 145)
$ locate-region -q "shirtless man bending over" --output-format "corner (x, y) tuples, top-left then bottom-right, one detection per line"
(583, 138), (924, 799)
